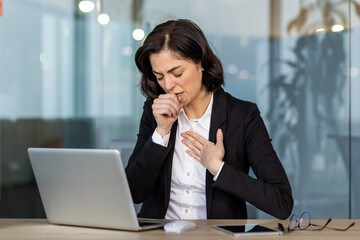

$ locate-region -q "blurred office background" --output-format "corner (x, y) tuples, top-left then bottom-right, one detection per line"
(0, 0), (359, 219)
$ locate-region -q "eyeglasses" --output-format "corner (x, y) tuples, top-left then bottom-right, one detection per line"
(286, 212), (355, 232)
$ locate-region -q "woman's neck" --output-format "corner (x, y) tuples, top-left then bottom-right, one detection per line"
(184, 88), (212, 119)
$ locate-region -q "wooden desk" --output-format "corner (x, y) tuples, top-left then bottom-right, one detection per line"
(0, 218), (358, 239)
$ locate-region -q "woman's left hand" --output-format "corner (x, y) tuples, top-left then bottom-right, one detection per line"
(181, 129), (225, 176)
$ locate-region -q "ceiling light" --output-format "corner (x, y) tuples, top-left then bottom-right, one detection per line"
(79, 1), (95, 13)
(97, 13), (110, 25)
(331, 24), (344, 32)
(132, 29), (145, 41)
(315, 27), (326, 33)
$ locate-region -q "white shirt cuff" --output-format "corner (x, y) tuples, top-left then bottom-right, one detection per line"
(213, 162), (225, 181)
(152, 130), (170, 147)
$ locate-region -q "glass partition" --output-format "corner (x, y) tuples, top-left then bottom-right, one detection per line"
(265, 0), (351, 219)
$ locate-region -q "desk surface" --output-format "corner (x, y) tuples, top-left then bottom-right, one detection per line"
(0, 218), (358, 239)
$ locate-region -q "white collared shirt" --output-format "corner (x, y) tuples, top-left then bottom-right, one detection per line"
(152, 93), (224, 219)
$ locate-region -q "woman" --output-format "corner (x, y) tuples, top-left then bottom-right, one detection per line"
(125, 19), (293, 220)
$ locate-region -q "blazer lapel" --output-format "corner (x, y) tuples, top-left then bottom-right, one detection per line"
(163, 120), (178, 213)
(206, 88), (227, 218)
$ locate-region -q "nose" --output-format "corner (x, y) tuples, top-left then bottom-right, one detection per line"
(163, 75), (175, 92)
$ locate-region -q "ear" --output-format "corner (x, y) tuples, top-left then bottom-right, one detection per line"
(198, 62), (204, 71)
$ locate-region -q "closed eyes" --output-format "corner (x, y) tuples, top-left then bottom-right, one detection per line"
(156, 73), (182, 81)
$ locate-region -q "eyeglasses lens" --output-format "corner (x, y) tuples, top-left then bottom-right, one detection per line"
(299, 212), (310, 229)
(288, 214), (297, 231)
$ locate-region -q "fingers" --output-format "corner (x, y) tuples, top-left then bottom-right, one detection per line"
(185, 149), (201, 162)
(181, 134), (203, 156)
(216, 129), (224, 148)
(183, 131), (208, 145)
(181, 131), (209, 161)
(177, 94), (187, 106)
(152, 103), (178, 118)
(158, 93), (183, 107)
(152, 94), (183, 117)
(182, 129), (225, 175)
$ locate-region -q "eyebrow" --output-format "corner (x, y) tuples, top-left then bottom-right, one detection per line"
(153, 65), (182, 75)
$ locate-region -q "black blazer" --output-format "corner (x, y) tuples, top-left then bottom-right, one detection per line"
(125, 88), (293, 219)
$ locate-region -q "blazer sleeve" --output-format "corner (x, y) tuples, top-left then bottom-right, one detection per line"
(213, 103), (293, 219)
(125, 100), (172, 203)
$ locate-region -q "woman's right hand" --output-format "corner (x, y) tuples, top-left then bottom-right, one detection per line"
(152, 93), (186, 137)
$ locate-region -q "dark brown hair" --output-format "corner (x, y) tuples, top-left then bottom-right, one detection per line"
(135, 19), (224, 100)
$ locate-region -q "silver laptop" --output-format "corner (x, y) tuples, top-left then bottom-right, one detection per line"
(28, 148), (163, 231)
